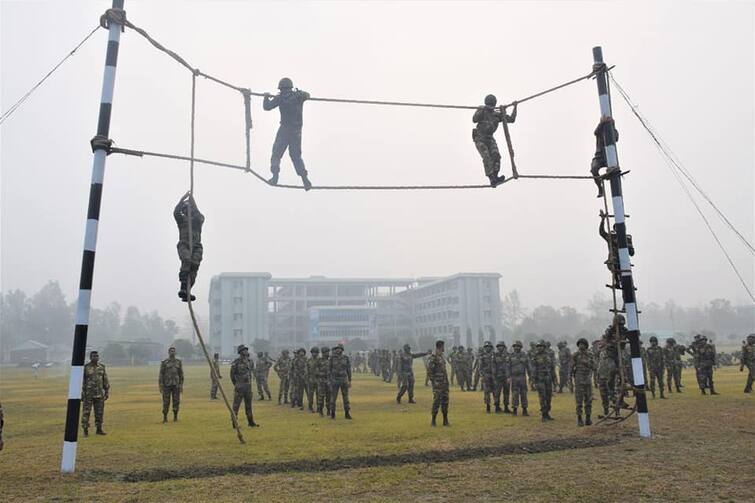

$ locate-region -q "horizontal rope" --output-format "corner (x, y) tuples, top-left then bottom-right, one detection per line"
(109, 146), (595, 190)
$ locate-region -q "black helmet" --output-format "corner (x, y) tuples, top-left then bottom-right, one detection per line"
(484, 94), (497, 107)
(257, 351), (263, 357)
(496, 341), (506, 348)
(649, 336), (658, 343)
(577, 338), (588, 348)
(311, 347), (320, 354)
(513, 340), (522, 348)
(614, 314), (626, 325)
(237, 344), (248, 354)
(321, 346), (330, 353)
(278, 77), (293, 90)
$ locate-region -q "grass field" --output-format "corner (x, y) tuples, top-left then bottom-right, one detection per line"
(1, 363), (753, 502)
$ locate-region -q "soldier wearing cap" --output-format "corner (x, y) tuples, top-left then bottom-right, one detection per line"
(329, 344), (352, 419)
(557, 341), (573, 393)
(493, 341), (512, 414)
(81, 350), (109, 436)
(695, 336), (718, 395)
(396, 344), (431, 404)
(531, 340), (557, 421)
(427, 340), (450, 426)
(509, 341), (530, 416)
(230, 344), (259, 427)
(571, 338), (596, 426)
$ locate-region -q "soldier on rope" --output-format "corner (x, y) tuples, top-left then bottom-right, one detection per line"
(472, 95), (518, 187)
(174, 192), (204, 302)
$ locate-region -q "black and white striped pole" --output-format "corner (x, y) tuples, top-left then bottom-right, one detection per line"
(61, 1), (125, 473)
(592, 46), (650, 438)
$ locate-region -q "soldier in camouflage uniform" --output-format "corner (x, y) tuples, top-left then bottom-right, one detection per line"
(493, 341), (512, 413)
(290, 348), (308, 410)
(305, 347), (320, 412)
(427, 340), (450, 426)
(741, 334), (755, 393)
(571, 338), (596, 426)
(597, 340), (618, 418)
(466, 347), (476, 391)
(449, 346), (458, 386)
(664, 338), (679, 393)
(210, 352), (221, 400)
(174, 192), (204, 301)
(531, 341), (556, 421)
(159, 346), (184, 423)
(528, 342), (538, 391)
(396, 344), (430, 404)
(696, 336), (718, 395)
(509, 341), (530, 416)
(472, 95), (517, 187)
(81, 351), (109, 436)
(646, 336), (666, 399)
(454, 346), (467, 391)
(477, 342), (495, 413)
(273, 349), (291, 405)
(230, 345), (259, 427)
(255, 352), (272, 400)
(0, 401), (3, 451)
(329, 344), (352, 419)
(315, 346), (332, 416)
(557, 342), (573, 393)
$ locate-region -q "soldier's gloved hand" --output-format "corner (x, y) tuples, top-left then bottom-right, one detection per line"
(104, 391), (109, 401)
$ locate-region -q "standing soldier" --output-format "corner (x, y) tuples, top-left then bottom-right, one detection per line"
(273, 349), (291, 405)
(255, 352), (272, 400)
(423, 352), (431, 387)
(210, 352), (222, 400)
(509, 341), (530, 416)
(557, 342), (573, 393)
(290, 348), (308, 410)
(329, 344), (352, 420)
(396, 344), (430, 404)
(316, 346), (332, 416)
(696, 336), (718, 395)
(449, 346), (458, 386)
(531, 341), (557, 421)
(664, 338), (683, 393)
(263, 78), (313, 190)
(0, 402), (3, 451)
(466, 347), (476, 391)
(528, 342), (538, 391)
(159, 346), (184, 423)
(454, 346), (466, 391)
(741, 334), (755, 393)
(306, 347), (320, 412)
(230, 345), (259, 427)
(493, 341), (512, 414)
(646, 336), (666, 399)
(472, 95), (518, 187)
(81, 350), (109, 436)
(571, 338), (596, 426)
(174, 192), (204, 302)
(597, 339), (618, 418)
(427, 340), (450, 426)
(478, 342), (496, 413)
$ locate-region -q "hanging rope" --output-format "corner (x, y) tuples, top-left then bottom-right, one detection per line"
(185, 72), (246, 444)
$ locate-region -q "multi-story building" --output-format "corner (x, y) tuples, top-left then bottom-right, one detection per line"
(208, 273), (502, 356)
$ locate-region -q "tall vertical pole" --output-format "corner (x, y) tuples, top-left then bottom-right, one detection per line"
(61, 1), (125, 473)
(592, 46), (651, 438)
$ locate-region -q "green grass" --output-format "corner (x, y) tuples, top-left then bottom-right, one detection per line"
(1, 363), (753, 502)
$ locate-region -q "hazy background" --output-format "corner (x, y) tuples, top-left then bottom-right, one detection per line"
(2, 1), (753, 326)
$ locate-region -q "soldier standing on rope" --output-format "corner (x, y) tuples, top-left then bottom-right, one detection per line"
(159, 346), (184, 423)
(599, 210), (634, 289)
(230, 345), (259, 428)
(472, 95), (517, 187)
(174, 192), (204, 302)
(263, 77), (312, 191)
(590, 116), (619, 198)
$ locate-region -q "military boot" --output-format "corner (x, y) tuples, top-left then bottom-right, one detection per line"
(522, 407), (529, 417)
(660, 388), (666, 399)
(318, 407), (324, 417)
(577, 415), (584, 427)
(408, 398), (416, 404)
(82, 425), (89, 437)
(330, 409), (336, 420)
(512, 407), (518, 416)
(396, 395), (401, 404)
(248, 418), (259, 427)
(486, 404), (491, 414)
(431, 414), (437, 427)
(96, 426), (106, 435)
(442, 413), (450, 427)
(585, 414), (592, 426)
(173, 411), (178, 422)
(710, 385), (719, 395)
(268, 173), (279, 186)
(301, 175), (312, 191)
(676, 385), (682, 393)
(345, 410), (352, 420)
(494, 404), (502, 414)
(163, 413), (168, 423)
(504, 405), (512, 414)
(542, 413), (548, 422)
(701, 388), (707, 395)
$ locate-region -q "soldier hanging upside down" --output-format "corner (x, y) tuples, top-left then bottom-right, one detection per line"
(174, 192), (204, 302)
(263, 77), (312, 191)
(472, 95), (517, 187)
(590, 116), (619, 198)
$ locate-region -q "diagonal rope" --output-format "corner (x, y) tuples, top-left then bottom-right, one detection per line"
(185, 72), (246, 443)
(0, 25), (100, 126)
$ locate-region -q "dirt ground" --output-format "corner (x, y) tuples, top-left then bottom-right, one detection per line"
(0, 363), (753, 502)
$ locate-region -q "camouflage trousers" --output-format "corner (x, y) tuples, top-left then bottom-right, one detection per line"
(316, 378), (331, 413)
(598, 372), (617, 413)
(306, 380), (316, 410)
(397, 372), (416, 401)
(696, 365), (714, 390)
(277, 374), (290, 403)
(330, 378), (350, 413)
(232, 385), (253, 423)
(510, 375), (528, 409)
(256, 374), (271, 399)
(666, 365), (678, 391)
(536, 380), (553, 416)
(162, 385), (181, 414)
(494, 375), (510, 408)
(271, 125), (307, 176)
(81, 397), (105, 427)
(745, 364), (754, 392)
(431, 382), (449, 416)
(177, 241), (203, 287)
(291, 376), (306, 407)
(210, 378), (219, 399)
(574, 378), (592, 416)
(456, 367), (467, 390)
(559, 366), (573, 392)
(425, 368), (430, 386)
(480, 375), (495, 406)
(450, 365), (456, 385)
(648, 367), (664, 394)
(473, 134), (501, 178)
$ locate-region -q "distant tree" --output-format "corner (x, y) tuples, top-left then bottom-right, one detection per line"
(171, 338), (195, 359)
(127, 341), (153, 365)
(27, 281), (71, 346)
(121, 306), (148, 341)
(102, 342), (127, 363)
(502, 290), (526, 338)
(345, 337), (368, 352)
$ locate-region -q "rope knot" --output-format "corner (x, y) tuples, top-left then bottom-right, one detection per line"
(100, 8), (127, 31)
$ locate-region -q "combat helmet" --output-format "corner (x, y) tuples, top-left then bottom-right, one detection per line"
(278, 77), (293, 90)
(484, 94), (497, 107)
(237, 344), (248, 354)
(576, 338), (589, 348)
(649, 336), (658, 344)
(310, 347), (320, 354)
(512, 340), (523, 348)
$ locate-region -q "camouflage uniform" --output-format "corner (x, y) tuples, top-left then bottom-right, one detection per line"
(645, 338), (666, 399)
(427, 347), (450, 426)
(263, 83), (311, 184)
(493, 342), (511, 413)
(230, 346), (258, 426)
(305, 348), (319, 412)
(597, 344), (618, 417)
(477, 343), (495, 411)
(396, 345), (428, 404)
(81, 358), (109, 434)
(509, 341), (530, 415)
(741, 335), (755, 393)
(571, 340), (596, 426)
(557, 342), (573, 393)
(531, 342), (557, 421)
(315, 347), (332, 415)
(472, 99), (517, 185)
(465, 348), (476, 391)
(329, 345), (352, 419)
(173, 193), (204, 300)
(664, 339), (682, 393)
(290, 349), (308, 409)
(210, 354), (221, 399)
(274, 351), (291, 404)
(255, 353), (272, 400)
(527, 342), (538, 390)
(696, 340), (718, 394)
(159, 354), (184, 420)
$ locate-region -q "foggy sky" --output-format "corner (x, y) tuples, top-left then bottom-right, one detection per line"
(1, 1), (753, 324)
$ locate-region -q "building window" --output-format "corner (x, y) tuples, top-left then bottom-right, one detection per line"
(484, 310), (491, 319)
(233, 329), (243, 338)
(234, 296), (243, 305)
(233, 313), (243, 321)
